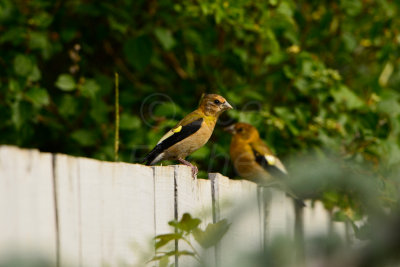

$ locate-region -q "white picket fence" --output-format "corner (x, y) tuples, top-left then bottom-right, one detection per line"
(0, 146), (349, 267)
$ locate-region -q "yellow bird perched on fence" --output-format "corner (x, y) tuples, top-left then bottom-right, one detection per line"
(225, 122), (305, 207)
(143, 94), (233, 177)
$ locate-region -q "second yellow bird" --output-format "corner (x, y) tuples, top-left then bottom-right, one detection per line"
(225, 122), (304, 206)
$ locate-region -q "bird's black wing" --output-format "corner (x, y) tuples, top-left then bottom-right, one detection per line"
(143, 118), (203, 165)
(251, 147), (305, 207)
(251, 148), (287, 178)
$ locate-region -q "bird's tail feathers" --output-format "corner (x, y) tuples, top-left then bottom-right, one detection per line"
(293, 197), (306, 208)
(142, 145), (163, 166)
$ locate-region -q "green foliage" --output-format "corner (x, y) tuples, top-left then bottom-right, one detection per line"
(55, 74), (76, 91)
(151, 213), (230, 266)
(193, 218), (230, 249)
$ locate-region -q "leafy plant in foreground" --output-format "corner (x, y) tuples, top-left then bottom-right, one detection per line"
(150, 213), (230, 267)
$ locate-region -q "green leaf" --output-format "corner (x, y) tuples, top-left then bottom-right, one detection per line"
(28, 65), (42, 82)
(29, 32), (51, 54)
(11, 101), (22, 130)
(11, 100), (33, 130)
(159, 255), (169, 267)
(123, 35), (153, 70)
(25, 87), (49, 107)
(277, 1), (294, 17)
(8, 79), (21, 92)
(71, 130), (97, 146)
(58, 95), (77, 117)
(332, 210), (348, 222)
(80, 79), (100, 98)
(340, 0), (362, 16)
(269, 0), (278, 6)
(264, 52), (287, 65)
(55, 74), (76, 91)
(154, 102), (180, 117)
(322, 191), (340, 210)
(168, 213), (201, 233)
(90, 100), (109, 124)
(120, 114), (141, 130)
(377, 90), (400, 116)
(30, 12), (53, 28)
(342, 32), (357, 51)
(0, 0), (13, 21)
(154, 28), (176, 50)
(175, 250), (196, 258)
(193, 219), (230, 248)
(149, 250), (195, 262)
(60, 29), (77, 42)
(294, 77), (309, 93)
(154, 233), (183, 249)
(0, 27), (25, 45)
(331, 85), (364, 110)
(190, 146), (210, 160)
(13, 54), (33, 77)
(108, 16), (128, 34)
(274, 107), (296, 123)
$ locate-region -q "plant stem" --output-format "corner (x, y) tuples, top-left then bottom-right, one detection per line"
(114, 72), (119, 161)
(182, 237), (201, 262)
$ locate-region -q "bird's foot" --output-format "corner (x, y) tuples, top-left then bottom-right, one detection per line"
(191, 165), (198, 178)
(178, 158), (198, 179)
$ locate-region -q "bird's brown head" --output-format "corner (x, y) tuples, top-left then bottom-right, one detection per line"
(199, 94), (233, 116)
(224, 122), (260, 142)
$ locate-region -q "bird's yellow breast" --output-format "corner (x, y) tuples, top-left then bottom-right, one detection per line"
(230, 139), (271, 182)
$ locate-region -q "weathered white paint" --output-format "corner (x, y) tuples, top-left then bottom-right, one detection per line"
(209, 173), (262, 267)
(153, 166), (175, 236)
(153, 165), (176, 266)
(55, 153), (81, 267)
(0, 146), (353, 267)
(303, 201), (330, 238)
(174, 165), (199, 267)
(264, 187), (296, 242)
(0, 146), (57, 263)
(55, 154), (155, 267)
(195, 178), (215, 267)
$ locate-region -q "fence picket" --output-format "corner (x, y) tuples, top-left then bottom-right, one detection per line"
(0, 146), (57, 263)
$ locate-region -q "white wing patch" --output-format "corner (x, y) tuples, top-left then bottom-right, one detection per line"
(156, 125), (182, 145)
(265, 155), (288, 174)
(157, 130), (174, 145)
(264, 155), (276, 165)
(150, 152), (164, 165)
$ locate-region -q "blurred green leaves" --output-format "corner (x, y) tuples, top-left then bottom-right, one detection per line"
(13, 54), (33, 77)
(154, 28), (176, 51)
(193, 218), (230, 249)
(331, 85), (364, 110)
(119, 114), (141, 130)
(25, 87), (49, 107)
(80, 79), (100, 98)
(71, 130), (97, 146)
(55, 74), (76, 91)
(123, 35), (153, 70)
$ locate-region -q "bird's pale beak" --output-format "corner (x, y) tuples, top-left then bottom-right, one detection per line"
(223, 101), (233, 110)
(224, 124), (236, 134)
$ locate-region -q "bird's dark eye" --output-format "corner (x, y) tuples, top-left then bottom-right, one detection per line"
(237, 128), (243, 132)
(214, 99), (220, 104)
